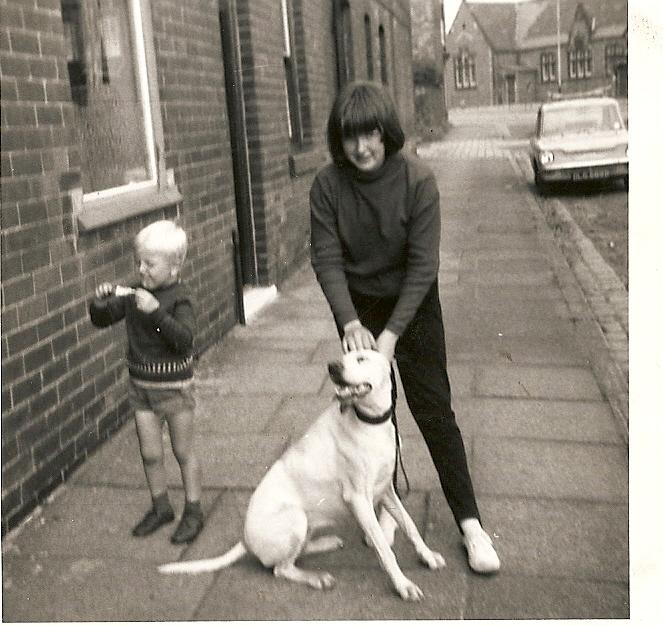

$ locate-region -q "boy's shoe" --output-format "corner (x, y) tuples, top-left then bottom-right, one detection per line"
(462, 528), (501, 574)
(132, 506), (175, 537)
(171, 504), (204, 544)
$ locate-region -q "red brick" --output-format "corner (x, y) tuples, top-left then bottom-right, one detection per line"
(2, 276), (35, 306)
(11, 371), (43, 406)
(6, 325), (38, 355)
(23, 342), (53, 372)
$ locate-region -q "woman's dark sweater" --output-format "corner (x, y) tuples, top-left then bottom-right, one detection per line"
(310, 152), (440, 336)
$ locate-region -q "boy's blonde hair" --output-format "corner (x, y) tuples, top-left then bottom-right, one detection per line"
(134, 220), (188, 269)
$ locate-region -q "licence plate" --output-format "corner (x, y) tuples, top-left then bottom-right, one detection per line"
(572, 168), (616, 181)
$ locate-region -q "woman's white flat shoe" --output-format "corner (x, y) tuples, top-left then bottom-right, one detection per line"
(462, 529), (501, 574)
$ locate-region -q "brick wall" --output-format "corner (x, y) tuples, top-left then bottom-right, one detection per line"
(1, 0), (237, 534)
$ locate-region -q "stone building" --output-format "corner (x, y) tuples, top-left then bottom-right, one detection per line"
(444, 0), (627, 108)
(410, 0), (448, 133)
(1, 0), (415, 533)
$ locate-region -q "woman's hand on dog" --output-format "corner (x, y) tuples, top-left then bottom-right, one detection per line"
(376, 329), (398, 363)
(342, 321), (397, 362)
(342, 320), (376, 353)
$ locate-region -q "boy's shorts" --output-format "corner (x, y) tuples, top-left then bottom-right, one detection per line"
(128, 379), (196, 417)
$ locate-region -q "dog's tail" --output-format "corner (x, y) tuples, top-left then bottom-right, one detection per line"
(158, 541), (247, 575)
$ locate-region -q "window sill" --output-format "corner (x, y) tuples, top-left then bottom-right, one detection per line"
(288, 148), (328, 178)
(77, 186), (183, 233)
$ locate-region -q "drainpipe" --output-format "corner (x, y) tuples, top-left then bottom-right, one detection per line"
(556, 0), (562, 93)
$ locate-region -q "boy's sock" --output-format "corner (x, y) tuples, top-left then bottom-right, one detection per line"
(153, 492), (173, 515)
(171, 499), (204, 544)
(132, 492), (175, 537)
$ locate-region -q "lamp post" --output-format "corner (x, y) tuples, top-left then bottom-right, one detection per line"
(556, 0), (562, 93)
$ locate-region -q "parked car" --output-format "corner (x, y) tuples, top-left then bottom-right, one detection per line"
(530, 96), (628, 193)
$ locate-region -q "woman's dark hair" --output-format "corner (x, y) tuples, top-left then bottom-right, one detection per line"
(326, 81), (405, 167)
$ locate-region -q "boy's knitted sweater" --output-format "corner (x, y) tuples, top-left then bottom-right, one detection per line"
(89, 282), (195, 385)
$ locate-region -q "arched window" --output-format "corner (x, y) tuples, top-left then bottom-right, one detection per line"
(569, 35), (592, 79)
(540, 52), (556, 83)
(454, 49), (476, 89)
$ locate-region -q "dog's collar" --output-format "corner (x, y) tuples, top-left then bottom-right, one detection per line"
(343, 402), (394, 425)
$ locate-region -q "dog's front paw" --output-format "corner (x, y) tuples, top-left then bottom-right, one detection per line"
(395, 577), (424, 602)
(419, 549), (446, 570)
(312, 572), (336, 590)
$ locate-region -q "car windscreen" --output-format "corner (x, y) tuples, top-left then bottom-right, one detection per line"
(541, 104), (623, 136)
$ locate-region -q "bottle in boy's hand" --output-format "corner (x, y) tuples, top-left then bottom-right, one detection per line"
(95, 283), (136, 299)
(114, 285), (136, 297)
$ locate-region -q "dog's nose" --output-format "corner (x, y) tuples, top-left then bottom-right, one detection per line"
(328, 361), (343, 383)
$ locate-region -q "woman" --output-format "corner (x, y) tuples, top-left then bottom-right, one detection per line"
(309, 81), (500, 574)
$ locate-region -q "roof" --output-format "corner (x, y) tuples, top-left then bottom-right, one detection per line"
(460, 0), (626, 51)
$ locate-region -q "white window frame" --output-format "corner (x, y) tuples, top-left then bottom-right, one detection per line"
(82, 0), (163, 204)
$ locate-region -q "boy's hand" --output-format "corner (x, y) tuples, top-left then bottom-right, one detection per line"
(95, 282), (114, 299)
(134, 288), (159, 314)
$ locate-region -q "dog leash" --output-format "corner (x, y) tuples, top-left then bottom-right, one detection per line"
(391, 406), (410, 499)
(352, 402), (410, 499)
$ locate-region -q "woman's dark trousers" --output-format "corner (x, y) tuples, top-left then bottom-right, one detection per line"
(347, 282), (481, 530)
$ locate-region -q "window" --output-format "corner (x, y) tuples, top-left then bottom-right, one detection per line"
(334, 0), (354, 88)
(454, 50), (476, 89)
(378, 25), (388, 84)
(364, 14), (374, 80)
(540, 52), (556, 83)
(62, 0), (164, 201)
(605, 42), (626, 77)
(281, 0), (303, 145)
(568, 37), (592, 79)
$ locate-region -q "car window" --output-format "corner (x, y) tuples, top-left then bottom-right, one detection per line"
(541, 103), (623, 136)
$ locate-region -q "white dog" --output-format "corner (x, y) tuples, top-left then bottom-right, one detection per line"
(159, 349), (445, 600)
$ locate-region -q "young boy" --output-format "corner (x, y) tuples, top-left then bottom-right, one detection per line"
(89, 220), (203, 544)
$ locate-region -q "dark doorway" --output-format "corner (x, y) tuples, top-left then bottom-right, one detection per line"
(219, 0), (257, 287)
(506, 75), (516, 105)
(614, 63), (627, 98)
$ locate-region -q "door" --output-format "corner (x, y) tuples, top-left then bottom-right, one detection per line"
(614, 63), (627, 98)
(219, 0), (257, 288)
(506, 75), (516, 105)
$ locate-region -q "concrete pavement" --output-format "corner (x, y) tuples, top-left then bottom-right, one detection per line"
(1, 126), (629, 620)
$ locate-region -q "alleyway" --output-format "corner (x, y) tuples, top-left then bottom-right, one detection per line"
(2, 122), (629, 620)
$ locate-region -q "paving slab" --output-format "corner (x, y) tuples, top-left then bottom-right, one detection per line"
(433, 495), (629, 582)
(194, 566), (470, 620)
(195, 391), (283, 434)
(1, 484), (216, 563)
(1, 554), (213, 622)
(475, 364), (604, 400)
(73, 429), (288, 489)
(197, 363), (328, 396)
(472, 437), (628, 501)
(466, 574), (629, 620)
(449, 334), (588, 365)
(455, 398), (622, 443)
